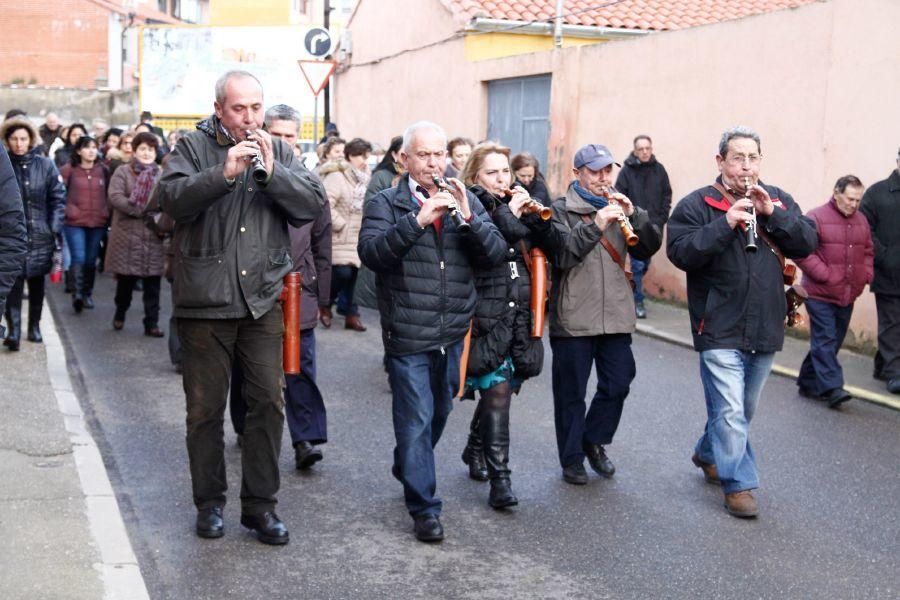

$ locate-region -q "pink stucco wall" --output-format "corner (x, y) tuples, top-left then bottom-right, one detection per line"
(336, 0), (900, 349)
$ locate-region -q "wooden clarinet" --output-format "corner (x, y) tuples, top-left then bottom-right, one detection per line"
(601, 185), (639, 246)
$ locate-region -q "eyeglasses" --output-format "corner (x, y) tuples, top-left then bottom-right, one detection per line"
(413, 150), (447, 161)
(726, 154), (761, 166)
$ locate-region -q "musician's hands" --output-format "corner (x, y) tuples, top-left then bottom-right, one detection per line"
(223, 140), (261, 180)
(247, 129), (275, 180)
(726, 198), (756, 229)
(593, 203), (626, 232)
(608, 192), (634, 216)
(416, 194), (451, 228)
(747, 184), (774, 216)
(446, 177), (471, 219)
(508, 189), (531, 218)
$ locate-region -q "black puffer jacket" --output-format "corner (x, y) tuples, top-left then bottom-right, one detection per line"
(667, 180), (817, 352)
(615, 154), (673, 227)
(0, 146), (27, 318)
(860, 169), (900, 296)
(358, 175), (507, 356)
(8, 148), (66, 278)
(465, 186), (562, 378)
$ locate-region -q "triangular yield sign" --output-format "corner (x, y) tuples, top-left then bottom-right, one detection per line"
(297, 60), (337, 97)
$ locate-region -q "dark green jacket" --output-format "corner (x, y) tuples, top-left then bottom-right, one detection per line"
(154, 115), (325, 320)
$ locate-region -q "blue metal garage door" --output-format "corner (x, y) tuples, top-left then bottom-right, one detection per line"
(487, 74), (552, 173)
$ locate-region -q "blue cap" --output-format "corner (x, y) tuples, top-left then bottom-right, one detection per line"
(573, 144), (619, 171)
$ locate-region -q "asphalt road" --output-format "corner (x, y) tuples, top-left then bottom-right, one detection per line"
(49, 273), (900, 600)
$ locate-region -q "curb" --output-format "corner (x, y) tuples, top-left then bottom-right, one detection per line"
(634, 323), (900, 412)
(43, 307), (150, 600)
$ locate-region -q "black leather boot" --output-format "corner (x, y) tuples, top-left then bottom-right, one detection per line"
(4, 305), (22, 352)
(72, 265), (85, 313)
(480, 394), (518, 509)
(82, 266), (96, 309)
(64, 268), (75, 294)
(27, 277), (44, 343)
(461, 402), (488, 482)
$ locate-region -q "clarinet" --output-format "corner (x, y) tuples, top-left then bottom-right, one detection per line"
(432, 175), (471, 232)
(744, 176), (758, 252)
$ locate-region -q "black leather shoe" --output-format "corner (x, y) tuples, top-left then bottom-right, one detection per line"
(391, 463), (401, 482)
(489, 478), (519, 509)
(798, 386), (821, 400)
(294, 441), (323, 470)
(823, 388), (852, 409)
(562, 463), (588, 485)
(83, 296), (95, 309)
(635, 302), (647, 319)
(241, 512), (289, 545)
(583, 442), (615, 477)
(461, 445), (488, 482)
(888, 378), (900, 395)
(196, 507), (224, 539)
(413, 514), (443, 542)
(26, 321), (42, 343)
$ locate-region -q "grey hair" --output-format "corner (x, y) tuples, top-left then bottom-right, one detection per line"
(718, 126), (761, 157)
(402, 121), (446, 152)
(214, 70), (262, 105)
(264, 104), (301, 127)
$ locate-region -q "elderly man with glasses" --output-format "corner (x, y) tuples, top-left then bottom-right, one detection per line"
(667, 126), (817, 518)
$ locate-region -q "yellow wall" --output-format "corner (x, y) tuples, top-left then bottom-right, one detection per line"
(210, 0), (290, 26)
(463, 32), (602, 62)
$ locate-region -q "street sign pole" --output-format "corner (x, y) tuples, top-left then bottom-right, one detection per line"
(297, 59), (337, 144)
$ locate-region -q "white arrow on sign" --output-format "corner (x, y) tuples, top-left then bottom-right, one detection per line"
(297, 60), (337, 97)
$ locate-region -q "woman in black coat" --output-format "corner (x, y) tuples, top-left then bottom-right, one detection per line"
(458, 142), (562, 509)
(511, 152), (552, 205)
(1, 117), (66, 350)
(53, 122), (87, 168)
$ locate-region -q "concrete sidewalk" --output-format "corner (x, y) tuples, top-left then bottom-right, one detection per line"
(636, 298), (900, 412)
(0, 303), (148, 600)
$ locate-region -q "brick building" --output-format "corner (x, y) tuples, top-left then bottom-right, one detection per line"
(0, 0), (207, 90)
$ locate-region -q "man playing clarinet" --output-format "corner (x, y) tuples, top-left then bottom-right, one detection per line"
(667, 126), (816, 518)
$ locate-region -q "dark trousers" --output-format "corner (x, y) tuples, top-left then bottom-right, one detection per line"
(797, 298), (853, 394)
(115, 275), (161, 330)
(386, 341), (463, 517)
(231, 329), (327, 445)
(178, 306), (285, 515)
(6, 275), (45, 323)
(874, 293), (900, 379)
(330, 265), (359, 316)
(550, 334), (636, 468)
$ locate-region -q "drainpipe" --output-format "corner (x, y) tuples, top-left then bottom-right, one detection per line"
(120, 12), (135, 90)
(554, 0), (564, 48)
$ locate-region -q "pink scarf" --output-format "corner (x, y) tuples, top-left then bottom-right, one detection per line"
(128, 159), (160, 209)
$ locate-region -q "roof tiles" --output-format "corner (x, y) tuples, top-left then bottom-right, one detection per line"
(441, 0), (819, 31)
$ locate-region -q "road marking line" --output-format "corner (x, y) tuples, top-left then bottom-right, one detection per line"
(43, 307), (150, 600)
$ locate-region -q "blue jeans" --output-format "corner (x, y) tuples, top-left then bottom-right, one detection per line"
(797, 299), (853, 395)
(63, 225), (105, 268)
(330, 265), (359, 316)
(386, 341), (463, 517)
(631, 257), (649, 304)
(696, 349), (774, 493)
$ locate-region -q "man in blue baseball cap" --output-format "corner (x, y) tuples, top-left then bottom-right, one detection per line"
(545, 143), (660, 485)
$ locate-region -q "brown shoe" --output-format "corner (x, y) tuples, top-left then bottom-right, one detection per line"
(692, 453), (720, 484)
(319, 306), (333, 328)
(724, 490), (758, 518)
(345, 314), (367, 332)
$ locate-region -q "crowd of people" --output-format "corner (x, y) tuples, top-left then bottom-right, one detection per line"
(1, 69), (898, 546)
